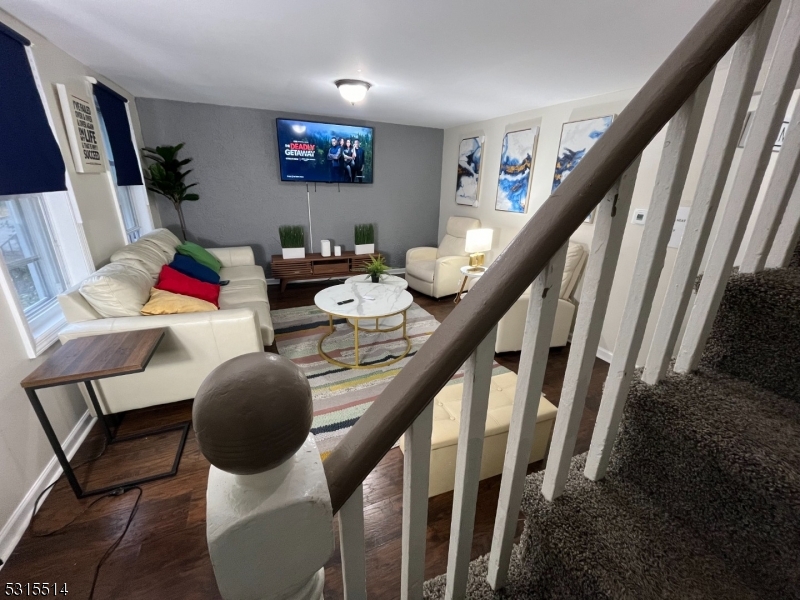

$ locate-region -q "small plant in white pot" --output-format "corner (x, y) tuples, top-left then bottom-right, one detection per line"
(354, 224), (375, 255)
(279, 225), (306, 259)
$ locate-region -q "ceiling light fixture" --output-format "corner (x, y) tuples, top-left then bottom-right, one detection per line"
(335, 79), (371, 105)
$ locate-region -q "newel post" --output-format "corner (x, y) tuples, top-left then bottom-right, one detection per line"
(193, 353), (334, 600)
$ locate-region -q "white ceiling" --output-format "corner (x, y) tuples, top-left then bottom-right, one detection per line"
(2, 0), (715, 129)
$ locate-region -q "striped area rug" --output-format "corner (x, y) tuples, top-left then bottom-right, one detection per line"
(272, 303), (509, 458)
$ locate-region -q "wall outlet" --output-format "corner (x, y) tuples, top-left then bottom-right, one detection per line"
(631, 209), (647, 225)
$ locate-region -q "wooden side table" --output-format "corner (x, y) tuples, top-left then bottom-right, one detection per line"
(20, 329), (190, 499)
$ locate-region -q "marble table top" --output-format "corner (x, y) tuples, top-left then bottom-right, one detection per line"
(344, 274), (408, 289)
(315, 282), (413, 319)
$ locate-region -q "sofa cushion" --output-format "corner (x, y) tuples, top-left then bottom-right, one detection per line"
(430, 371), (557, 451)
(111, 242), (169, 279)
(176, 241), (222, 273)
(140, 287), (218, 315)
(437, 234), (468, 259)
(219, 279), (268, 304)
(406, 259), (436, 283)
(446, 216), (481, 238)
(156, 265), (220, 306)
(170, 253), (220, 284)
(219, 265), (267, 285)
(79, 263), (153, 317)
(138, 228), (181, 261)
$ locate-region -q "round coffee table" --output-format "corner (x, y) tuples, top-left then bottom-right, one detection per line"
(314, 282), (414, 369)
(345, 273), (408, 289)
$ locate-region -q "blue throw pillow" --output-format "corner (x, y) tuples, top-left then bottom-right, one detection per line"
(169, 253), (221, 284)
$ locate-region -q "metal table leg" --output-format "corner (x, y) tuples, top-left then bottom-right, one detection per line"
(26, 388), (84, 499)
(27, 381), (190, 499)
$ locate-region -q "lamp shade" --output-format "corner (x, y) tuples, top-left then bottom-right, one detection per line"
(464, 228), (493, 253)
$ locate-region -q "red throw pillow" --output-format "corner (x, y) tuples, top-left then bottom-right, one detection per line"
(155, 265), (220, 307)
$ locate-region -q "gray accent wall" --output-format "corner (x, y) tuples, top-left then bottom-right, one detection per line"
(135, 98), (444, 274)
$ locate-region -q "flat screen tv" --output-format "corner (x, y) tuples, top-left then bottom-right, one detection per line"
(276, 118), (374, 184)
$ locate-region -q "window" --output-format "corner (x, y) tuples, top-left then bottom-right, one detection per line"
(0, 191), (84, 355)
(0, 194), (66, 316)
(95, 99), (143, 243)
(0, 27), (95, 357)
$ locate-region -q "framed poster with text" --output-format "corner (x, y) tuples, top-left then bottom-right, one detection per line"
(56, 83), (105, 174)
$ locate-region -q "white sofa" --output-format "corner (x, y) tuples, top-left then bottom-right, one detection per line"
(405, 216), (481, 299)
(57, 229), (273, 414)
(495, 242), (587, 352)
(399, 371), (557, 497)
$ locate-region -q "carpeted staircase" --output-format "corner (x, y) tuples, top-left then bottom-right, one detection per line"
(424, 253), (800, 599)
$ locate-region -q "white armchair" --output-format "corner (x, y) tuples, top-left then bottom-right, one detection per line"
(405, 217), (481, 298)
(495, 242), (588, 351)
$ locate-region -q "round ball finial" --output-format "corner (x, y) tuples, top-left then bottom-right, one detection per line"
(193, 352), (313, 475)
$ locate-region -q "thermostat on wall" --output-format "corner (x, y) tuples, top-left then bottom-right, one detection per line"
(631, 209), (647, 225)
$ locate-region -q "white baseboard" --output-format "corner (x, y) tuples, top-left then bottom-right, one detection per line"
(596, 345), (614, 364)
(0, 410), (95, 569)
(566, 333), (613, 364)
(266, 268), (406, 287)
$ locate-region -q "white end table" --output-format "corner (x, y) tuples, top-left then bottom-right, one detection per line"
(314, 282), (413, 369)
(455, 265), (486, 304)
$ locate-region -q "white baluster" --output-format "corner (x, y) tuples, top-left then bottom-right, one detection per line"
(541, 160), (641, 502)
(444, 326), (498, 600)
(338, 484), (367, 600)
(401, 402), (434, 600)
(485, 244), (568, 591)
(676, 0), (800, 374)
(643, 2), (780, 384)
(585, 74), (714, 482)
(741, 106), (800, 272)
(766, 176), (800, 268)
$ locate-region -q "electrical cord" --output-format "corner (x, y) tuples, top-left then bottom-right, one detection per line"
(27, 438), (144, 599)
(88, 486), (142, 600)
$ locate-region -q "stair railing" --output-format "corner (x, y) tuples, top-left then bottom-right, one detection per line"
(322, 0), (797, 596)
(196, 0), (800, 597)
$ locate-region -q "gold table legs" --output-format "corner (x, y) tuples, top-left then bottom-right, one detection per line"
(318, 310), (411, 369)
(454, 275), (469, 304)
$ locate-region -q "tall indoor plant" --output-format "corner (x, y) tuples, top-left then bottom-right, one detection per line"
(141, 143), (198, 240)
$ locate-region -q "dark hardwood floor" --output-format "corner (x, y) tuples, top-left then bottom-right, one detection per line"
(1, 280), (608, 599)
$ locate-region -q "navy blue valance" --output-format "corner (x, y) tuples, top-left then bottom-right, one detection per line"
(93, 83), (143, 186)
(0, 26), (67, 196)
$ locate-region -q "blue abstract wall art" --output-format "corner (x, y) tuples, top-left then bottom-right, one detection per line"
(455, 136), (483, 206)
(552, 115), (614, 193)
(495, 127), (538, 214)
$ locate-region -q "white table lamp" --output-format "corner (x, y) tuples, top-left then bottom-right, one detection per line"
(464, 228), (493, 268)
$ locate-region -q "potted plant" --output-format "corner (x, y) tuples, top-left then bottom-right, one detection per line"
(279, 225), (306, 259)
(141, 143), (198, 241)
(362, 254), (389, 283)
(354, 223), (375, 255)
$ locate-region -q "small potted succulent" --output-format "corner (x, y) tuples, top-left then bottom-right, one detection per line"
(279, 225), (305, 259)
(354, 223), (375, 255)
(362, 254), (389, 283)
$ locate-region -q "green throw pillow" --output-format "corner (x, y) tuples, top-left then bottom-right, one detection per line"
(175, 242), (222, 273)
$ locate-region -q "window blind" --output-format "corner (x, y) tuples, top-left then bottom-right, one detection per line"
(93, 82), (143, 186)
(0, 24), (67, 196)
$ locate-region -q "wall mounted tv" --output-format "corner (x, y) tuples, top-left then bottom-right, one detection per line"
(276, 118), (374, 184)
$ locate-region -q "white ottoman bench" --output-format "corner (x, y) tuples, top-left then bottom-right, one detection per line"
(399, 371), (557, 497)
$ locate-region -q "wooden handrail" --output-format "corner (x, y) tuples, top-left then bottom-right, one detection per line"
(322, 0), (773, 513)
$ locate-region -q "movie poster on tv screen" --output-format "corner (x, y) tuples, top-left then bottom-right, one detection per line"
(276, 119), (374, 184)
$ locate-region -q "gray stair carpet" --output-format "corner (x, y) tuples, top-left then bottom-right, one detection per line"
(424, 256), (800, 600)
(700, 256), (800, 402)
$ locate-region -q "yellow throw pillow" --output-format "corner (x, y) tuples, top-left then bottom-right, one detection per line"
(140, 287), (218, 315)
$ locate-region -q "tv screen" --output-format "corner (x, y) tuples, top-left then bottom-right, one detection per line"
(276, 118), (374, 184)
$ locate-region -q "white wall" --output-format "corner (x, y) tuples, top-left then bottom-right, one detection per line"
(0, 9), (154, 564)
(437, 61), (744, 363)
